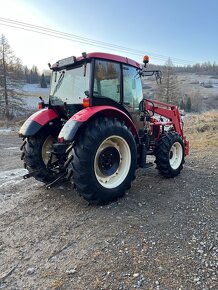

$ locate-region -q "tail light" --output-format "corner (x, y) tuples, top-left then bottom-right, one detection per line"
(38, 101), (44, 110)
(59, 137), (65, 143)
(83, 98), (90, 108)
(38, 97), (45, 110)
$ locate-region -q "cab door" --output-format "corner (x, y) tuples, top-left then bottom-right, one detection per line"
(93, 59), (121, 102)
(122, 65), (143, 130)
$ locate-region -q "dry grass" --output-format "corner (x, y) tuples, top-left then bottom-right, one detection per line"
(185, 110), (218, 150)
(0, 117), (29, 129)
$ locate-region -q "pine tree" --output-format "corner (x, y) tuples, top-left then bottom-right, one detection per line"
(27, 65), (39, 83)
(179, 99), (185, 110)
(0, 34), (24, 120)
(24, 65), (30, 83)
(40, 73), (47, 88)
(186, 96), (192, 112)
(156, 58), (180, 104)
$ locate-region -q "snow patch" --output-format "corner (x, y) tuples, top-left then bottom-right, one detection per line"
(0, 168), (28, 189)
(5, 147), (19, 150)
(0, 128), (12, 134)
(0, 128), (19, 135)
(22, 83), (49, 93)
(22, 96), (41, 110)
(0, 168), (27, 179)
(0, 179), (24, 188)
(0, 168), (28, 182)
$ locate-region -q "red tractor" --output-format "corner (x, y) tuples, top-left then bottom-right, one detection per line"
(19, 52), (189, 203)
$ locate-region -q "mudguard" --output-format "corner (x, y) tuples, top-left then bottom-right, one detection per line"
(19, 108), (59, 137)
(58, 106), (139, 142)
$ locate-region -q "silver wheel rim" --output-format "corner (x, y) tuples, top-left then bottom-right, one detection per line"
(94, 135), (131, 189)
(169, 142), (183, 170)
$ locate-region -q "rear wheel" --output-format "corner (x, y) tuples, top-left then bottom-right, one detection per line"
(155, 132), (185, 177)
(71, 118), (137, 203)
(22, 128), (58, 182)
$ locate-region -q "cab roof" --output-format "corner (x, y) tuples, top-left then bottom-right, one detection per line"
(52, 52), (141, 69)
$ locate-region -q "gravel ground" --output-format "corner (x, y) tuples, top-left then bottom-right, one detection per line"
(0, 131), (217, 290)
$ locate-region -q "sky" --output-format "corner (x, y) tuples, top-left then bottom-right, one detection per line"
(0, 0), (218, 71)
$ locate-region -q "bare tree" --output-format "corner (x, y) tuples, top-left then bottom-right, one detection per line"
(156, 58), (181, 104)
(0, 34), (24, 120)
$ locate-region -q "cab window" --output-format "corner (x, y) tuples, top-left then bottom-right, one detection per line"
(93, 60), (121, 103)
(123, 65), (143, 111)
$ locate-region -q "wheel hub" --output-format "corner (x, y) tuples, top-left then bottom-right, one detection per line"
(169, 142), (183, 169)
(42, 135), (56, 165)
(98, 147), (120, 176)
(94, 135), (131, 189)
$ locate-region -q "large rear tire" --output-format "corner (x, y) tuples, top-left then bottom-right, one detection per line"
(155, 132), (185, 177)
(22, 127), (58, 182)
(71, 117), (137, 203)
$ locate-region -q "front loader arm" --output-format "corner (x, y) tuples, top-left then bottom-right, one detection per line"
(144, 99), (189, 156)
(144, 99), (183, 136)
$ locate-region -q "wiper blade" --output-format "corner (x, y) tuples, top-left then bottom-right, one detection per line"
(51, 71), (65, 97)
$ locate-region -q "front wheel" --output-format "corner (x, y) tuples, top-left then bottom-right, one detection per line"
(155, 132), (185, 177)
(70, 118), (137, 203)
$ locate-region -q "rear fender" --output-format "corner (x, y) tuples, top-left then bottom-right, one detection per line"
(19, 109), (59, 137)
(58, 106), (139, 142)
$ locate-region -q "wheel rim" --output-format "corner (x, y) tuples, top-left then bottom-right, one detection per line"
(42, 135), (55, 165)
(94, 135), (131, 189)
(169, 142), (183, 170)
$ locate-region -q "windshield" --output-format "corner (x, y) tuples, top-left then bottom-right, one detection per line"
(49, 63), (90, 106)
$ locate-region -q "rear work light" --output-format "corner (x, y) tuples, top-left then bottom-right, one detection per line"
(58, 137), (65, 143)
(83, 98), (90, 108)
(38, 102), (44, 110)
(38, 96), (45, 110)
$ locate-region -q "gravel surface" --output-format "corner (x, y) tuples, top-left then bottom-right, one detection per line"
(0, 131), (217, 290)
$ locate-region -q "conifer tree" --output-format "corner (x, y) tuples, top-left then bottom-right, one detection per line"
(156, 58), (181, 104)
(0, 34), (24, 119)
(186, 96), (192, 112)
(40, 73), (47, 88)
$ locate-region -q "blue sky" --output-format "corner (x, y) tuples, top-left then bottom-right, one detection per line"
(0, 0), (218, 70)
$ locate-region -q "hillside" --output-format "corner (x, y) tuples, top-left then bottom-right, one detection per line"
(142, 72), (218, 112)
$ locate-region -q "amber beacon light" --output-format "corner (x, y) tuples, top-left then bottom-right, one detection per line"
(143, 55), (149, 66)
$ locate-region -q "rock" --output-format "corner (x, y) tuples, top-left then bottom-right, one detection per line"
(27, 267), (35, 275)
(133, 273), (140, 278)
(66, 269), (76, 274)
(197, 249), (204, 254)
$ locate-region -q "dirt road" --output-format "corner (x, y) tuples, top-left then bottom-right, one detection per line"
(0, 131), (217, 290)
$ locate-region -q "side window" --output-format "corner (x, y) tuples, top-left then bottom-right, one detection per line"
(94, 60), (121, 102)
(123, 65), (143, 111)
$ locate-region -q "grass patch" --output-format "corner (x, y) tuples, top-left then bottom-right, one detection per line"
(185, 110), (218, 150)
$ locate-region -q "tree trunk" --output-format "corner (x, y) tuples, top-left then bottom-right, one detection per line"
(2, 41), (9, 119)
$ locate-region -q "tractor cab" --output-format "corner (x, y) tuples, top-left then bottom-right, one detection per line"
(48, 52), (145, 126)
